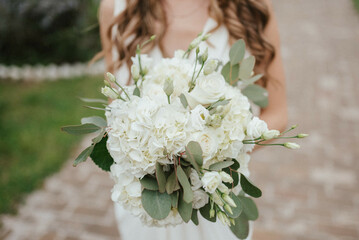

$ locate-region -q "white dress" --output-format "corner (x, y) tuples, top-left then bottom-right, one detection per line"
(112, 1), (254, 239)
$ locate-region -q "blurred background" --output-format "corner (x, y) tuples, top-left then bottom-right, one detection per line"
(0, 0), (358, 239)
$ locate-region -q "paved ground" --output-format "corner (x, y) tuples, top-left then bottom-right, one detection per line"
(1, 0), (359, 239)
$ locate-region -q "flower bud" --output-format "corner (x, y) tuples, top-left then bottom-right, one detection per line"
(224, 204), (233, 215)
(220, 172), (233, 183)
(291, 124), (298, 129)
(104, 80), (111, 87)
(222, 194), (237, 208)
(189, 36), (202, 50)
(218, 183), (230, 195)
(262, 130), (280, 140)
(209, 209), (215, 218)
(217, 211), (231, 226)
(216, 105), (224, 114)
(201, 48), (208, 62)
(202, 33), (211, 41)
(163, 78), (174, 97)
(211, 192), (224, 207)
(230, 218), (236, 226)
(101, 86), (118, 99)
(297, 133), (309, 138)
(106, 72), (116, 83)
(203, 59), (218, 75)
(131, 64), (140, 81)
(284, 142), (300, 149)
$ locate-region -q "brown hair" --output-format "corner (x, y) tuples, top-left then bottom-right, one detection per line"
(102, 0), (275, 86)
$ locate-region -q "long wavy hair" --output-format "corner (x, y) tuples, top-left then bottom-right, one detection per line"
(101, 0), (275, 86)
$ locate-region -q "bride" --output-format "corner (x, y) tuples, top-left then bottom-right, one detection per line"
(98, 0), (287, 239)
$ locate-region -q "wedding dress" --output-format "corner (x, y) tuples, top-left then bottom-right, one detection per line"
(112, 1), (254, 239)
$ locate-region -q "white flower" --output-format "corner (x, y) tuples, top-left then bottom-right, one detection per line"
(189, 168), (202, 190)
(191, 130), (218, 163)
(187, 105), (209, 131)
(217, 183), (230, 194)
(186, 72), (226, 108)
(192, 189), (209, 209)
(284, 142), (300, 149)
(203, 59), (218, 75)
(211, 191), (224, 206)
(131, 54), (153, 75)
(174, 50), (185, 58)
(237, 153), (250, 177)
(246, 117), (268, 139)
(131, 64), (140, 80)
(220, 172), (233, 183)
(262, 130), (280, 140)
(201, 171), (222, 194)
(101, 86), (118, 99)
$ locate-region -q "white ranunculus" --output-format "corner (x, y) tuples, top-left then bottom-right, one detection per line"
(192, 189), (209, 209)
(246, 117), (268, 139)
(201, 171), (222, 194)
(189, 168), (202, 190)
(187, 105), (209, 131)
(187, 72), (226, 108)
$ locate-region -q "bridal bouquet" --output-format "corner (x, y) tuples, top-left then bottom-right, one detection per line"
(62, 35), (307, 239)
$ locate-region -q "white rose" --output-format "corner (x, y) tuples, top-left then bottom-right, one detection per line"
(192, 189), (209, 209)
(187, 105), (209, 131)
(189, 168), (202, 190)
(246, 117), (268, 139)
(191, 130), (218, 163)
(201, 171), (222, 194)
(187, 72), (226, 108)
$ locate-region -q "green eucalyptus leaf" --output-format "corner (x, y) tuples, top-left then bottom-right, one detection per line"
(223, 160), (240, 188)
(166, 170), (179, 194)
(179, 93), (189, 108)
(242, 84), (269, 108)
(209, 160), (234, 171)
(230, 213), (250, 239)
(239, 56), (256, 79)
(229, 39), (246, 65)
(133, 87), (141, 97)
(176, 166), (193, 203)
(81, 116), (107, 128)
(61, 123), (101, 135)
(221, 62), (231, 83)
(224, 192), (243, 218)
(91, 130), (105, 144)
(199, 202), (216, 222)
(240, 74), (263, 87)
(238, 196), (259, 221)
(171, 191), (179, 208)
(185, 141), (203, 169)
(178, 191), (193, 223)
(73, 145), (94, 167)
(240, 174), (262, 198)
(140, 175), (159, 191)
(221, 62), (239, 84)
(156, 162), (166, 193)
(90, 136), (114, 172)
(191, 209), (199, 226)
(141, 189), (171, 220)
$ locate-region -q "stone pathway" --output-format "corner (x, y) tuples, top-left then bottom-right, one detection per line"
(1, 0), (359, 239)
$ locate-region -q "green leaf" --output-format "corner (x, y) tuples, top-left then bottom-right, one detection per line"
(171, 191), (179, 208)
(240, 174), (262, 198)
(238, 196), (259, 221)
(185, 141), (203, 171)
(141, 189), (172, 220)
(83, 105), (106, 111)
(241, 74), (263, 87)
(242, 84), (269, 108)
(179, 93), (189, 108)
(61, 123), (101, 135)
(176, 166), (193, 203)
(91, 130), (105, 144)
(156, 162), (166, 193)
(191, 209), (199, 226)
(224, 192), (243, 218)
(178, 190), (193, 223)
(73, 145), (94, 167)
(209, 160), (234, 171)
(239, 56), (256, 80)
(199, 202), (216, 222)
(229, 39), (246, 65)
(81, 116), (107, 128)
(230, 213), (250, 239)
(223, 160), (240, 188)
(166, 170), (180, 194)
(78, 97), (108, 104)
(140, 175), (159, 191)
(90, 136), (114, 171)
(221, 62), (231, 83)
(133, 87), (140, 97)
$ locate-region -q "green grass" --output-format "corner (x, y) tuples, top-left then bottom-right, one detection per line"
(355, 0), (359, 12)
(0, 75), (104, 214)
